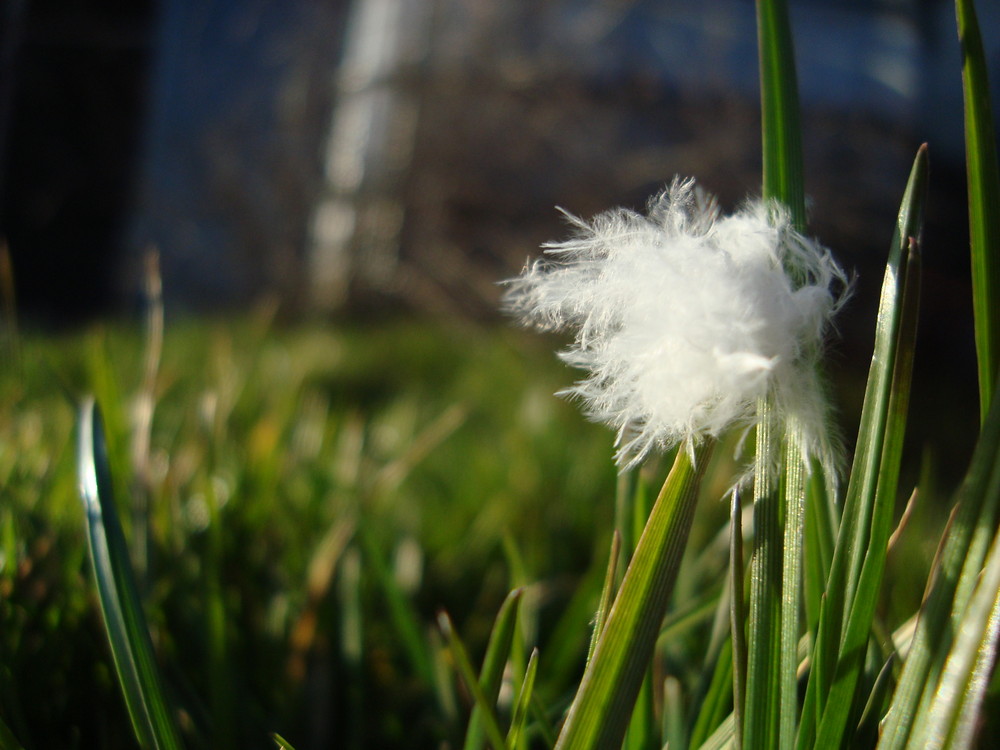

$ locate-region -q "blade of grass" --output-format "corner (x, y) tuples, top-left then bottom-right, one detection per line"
(957, 0), (1000, 421)
(744, 407), (806, 750)
(812, 238), (921, 748)
(756, 0), (805, 228)
(749, 3), (807, 745)
(907, 529), (1000, 750)
(77, 398), (183, 750)
(271, 733), (298, 750)
(690, 637), (735, 750)
(358, 523), (436, 690)
(799, 145), (928, 750)
(879, 377), (1000, 748)
(439, 612), (509, 750)
(506, 647), (539, 750)
(729, 489), (747, 750)
(586, 531), (622, 667)
(463, 588), (524, 750)
(553, 443), (713, 750)
(662, 676), (687, 750)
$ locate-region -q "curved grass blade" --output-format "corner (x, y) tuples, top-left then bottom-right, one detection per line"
(553, 444), (713, 750)
(271, 733), (298, 750)
(463, 588), (524, 750)
(77, 398), (184, 750)
(957, 0), (1000, 420)
(439, 612), (508, 750)
(798, 145), (928, 750)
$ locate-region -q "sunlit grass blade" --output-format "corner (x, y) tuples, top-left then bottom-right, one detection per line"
(76, 398), (184, 750)
(727, 489), (747, 750)
(906, 523), (1000, 750)
(506, 647), (538, 750)
(747, 3), (807, 745)
(553, 444), (713, 750)
(812, 238), (921, 748)
(878, 377), (1000, 748)
(439, 612), (508, 750)
(798, 145), (928, 750)
(756, 0), (805, 227)
(463, 588), (523, 750)
(586, 531), (622, 666)
(744, 407), (805, 750)
(956, 0), (1000, 420)
(271, 732), (297, 750)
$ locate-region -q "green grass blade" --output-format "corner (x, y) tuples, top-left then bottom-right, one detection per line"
(463, 588), (524, 750)
(439, 612), (508, 750)
(271, 733), (298, 750)
(76, 398), (184, 750)
(813, 239), (921, 748)
(744, 406), (807, 750)
(662, 676), (687, 750)
(690, 638), (735, 750)
(879, 374), (1000, 748)
(756, 0), (805, 227)
(957, 0), (1000, 421)
(799, 145), (928, 750)
(506, 647), (539, 750)
(729, 490), (747, 750)
(358, 524), (436, 689)
(553, 444), (713, 750)
(906, 525), (1000, 750)
(586, 531), (622, 667)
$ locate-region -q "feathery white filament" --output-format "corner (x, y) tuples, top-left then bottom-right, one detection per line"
(505, 178), (846, 475)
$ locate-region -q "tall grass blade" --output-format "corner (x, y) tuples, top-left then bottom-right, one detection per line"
(744, 404), (804, 750)
(76, 398), (184, 750)
(729, 490), (746, 750)
(756, 0), (805, 228)
(879, 372), (1000, 748)
(553, 444), (713, 750)
(906, 524), (1000, 749)
(799, 146), (928, 750)
(439, 612), (508, 750)
(463, 588), (523, 750)
(586, 531), (622, 667)
(748, 3), (807, 745)
(812, 238), (921, 748)
(956, 0), (1000, 420)
(506, 647), (538, 750)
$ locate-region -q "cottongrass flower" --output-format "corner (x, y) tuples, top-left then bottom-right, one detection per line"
(505, 178), (847, 483)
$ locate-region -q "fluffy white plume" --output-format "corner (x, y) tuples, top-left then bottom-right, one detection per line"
(505, 178), (847, 476)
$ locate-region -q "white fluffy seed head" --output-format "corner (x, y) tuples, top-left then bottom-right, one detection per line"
(504, 178), (847, 479)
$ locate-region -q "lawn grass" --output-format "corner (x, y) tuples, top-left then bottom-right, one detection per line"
(1, 314), (635, 748)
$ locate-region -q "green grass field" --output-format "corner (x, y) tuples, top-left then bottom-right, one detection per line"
(1, 315), (638, 748)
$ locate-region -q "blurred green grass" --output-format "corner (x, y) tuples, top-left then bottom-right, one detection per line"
(0, 313), (957, 748)
(2, 315), (626, 748)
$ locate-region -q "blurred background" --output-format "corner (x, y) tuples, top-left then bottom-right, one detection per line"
(2, 0), (997, 320)
(2, 0), (998, 469)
